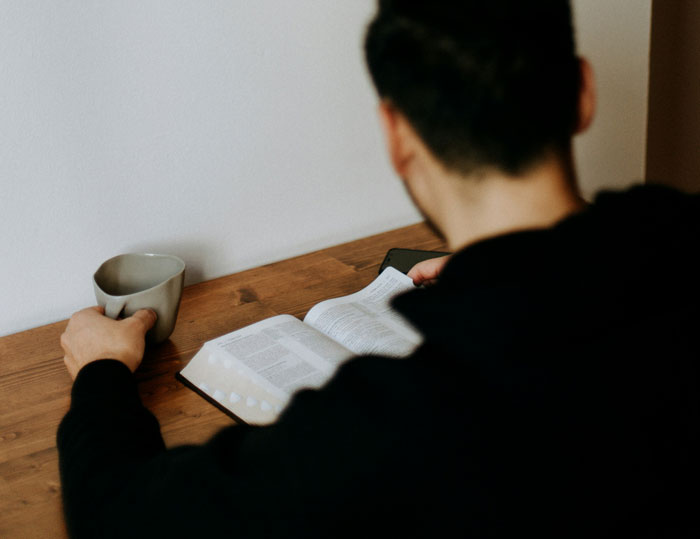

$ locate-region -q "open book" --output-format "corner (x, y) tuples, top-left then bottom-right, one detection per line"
(177, 267), (421, 425)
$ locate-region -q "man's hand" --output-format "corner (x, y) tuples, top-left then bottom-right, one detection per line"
(60, 306), (157, 380)
(407, 255), (451, 286)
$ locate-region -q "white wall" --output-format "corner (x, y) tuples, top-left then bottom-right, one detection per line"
(573, 0), (652, 198)
(0, 1), (651, 337)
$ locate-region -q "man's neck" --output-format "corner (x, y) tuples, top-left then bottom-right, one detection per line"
(427, 156), (585, 251)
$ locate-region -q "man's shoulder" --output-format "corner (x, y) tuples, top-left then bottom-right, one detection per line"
(592, 183), (699, 216)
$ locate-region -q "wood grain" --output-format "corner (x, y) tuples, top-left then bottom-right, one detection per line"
(0, 222), (446, 538)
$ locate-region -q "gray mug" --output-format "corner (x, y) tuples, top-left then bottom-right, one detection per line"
(93, 253), (186, 343)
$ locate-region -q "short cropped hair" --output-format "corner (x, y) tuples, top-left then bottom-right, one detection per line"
(364, 0), (580, 176)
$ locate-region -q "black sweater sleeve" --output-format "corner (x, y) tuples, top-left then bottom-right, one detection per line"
(56, 355), (440, 539)
(57, 361), (254, 537)
(57, 360), (167, 537)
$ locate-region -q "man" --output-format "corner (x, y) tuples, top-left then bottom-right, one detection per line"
(58, 1), (700, 537)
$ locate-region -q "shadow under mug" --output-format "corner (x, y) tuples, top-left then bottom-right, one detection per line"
(93, 253), (186, 344)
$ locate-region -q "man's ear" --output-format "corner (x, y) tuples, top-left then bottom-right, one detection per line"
(575, 57), (596, 134)
(378, 101), (414, 178)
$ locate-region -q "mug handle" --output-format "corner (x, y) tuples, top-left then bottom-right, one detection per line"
(104, 298), (126, 319)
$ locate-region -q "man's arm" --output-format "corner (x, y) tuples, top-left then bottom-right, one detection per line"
(57, 307), (163, 536)
(56, 307), (425, 538)
(58, 306), (464, 538)
(57, 360), (166, 537)
(57, 353), (427, 537)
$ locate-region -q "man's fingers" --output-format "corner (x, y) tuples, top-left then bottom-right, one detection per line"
(407, 262), (430, 281)
(407, 255), (451, 285)
(128, 309), (158, 333)
(77, 305), (105, 318)
(61, 305), (152, 377)
(407, 265), (430, 281)
(407, 269), (424, 283)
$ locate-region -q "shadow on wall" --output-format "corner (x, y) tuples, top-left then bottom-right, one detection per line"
(646, 0), (700, 193)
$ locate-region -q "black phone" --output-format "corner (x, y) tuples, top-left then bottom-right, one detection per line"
(379, 248), (451, 275)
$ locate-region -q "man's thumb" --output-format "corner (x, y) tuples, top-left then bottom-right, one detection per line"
(130, 309), (158, 332)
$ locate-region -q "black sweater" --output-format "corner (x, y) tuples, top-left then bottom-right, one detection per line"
(58, 185), (700, 538)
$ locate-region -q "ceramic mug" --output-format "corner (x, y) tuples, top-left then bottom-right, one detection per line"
(93, 253), (186, 343)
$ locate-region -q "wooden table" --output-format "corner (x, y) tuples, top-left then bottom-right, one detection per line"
(0, 223), (446, 538)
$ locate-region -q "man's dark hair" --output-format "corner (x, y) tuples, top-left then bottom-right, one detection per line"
(364, 0), (580, 176)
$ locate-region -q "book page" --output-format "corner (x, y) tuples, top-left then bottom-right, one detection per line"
(179, 314), (354, 424)
(303, 266), (422, 357)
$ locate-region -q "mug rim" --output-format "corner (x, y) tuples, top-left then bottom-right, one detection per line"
(93, 253), (186, 298)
